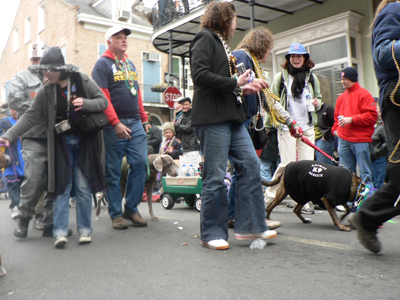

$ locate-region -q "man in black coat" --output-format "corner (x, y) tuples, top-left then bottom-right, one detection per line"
(173, 97), (200, 154)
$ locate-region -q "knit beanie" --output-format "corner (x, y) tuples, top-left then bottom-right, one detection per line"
(341, 67), (358, 82)
(40, 47), (65, 66)
(162, 122), (175, 134)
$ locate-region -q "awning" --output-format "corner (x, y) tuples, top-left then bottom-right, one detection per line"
(150, 0), (327, 58)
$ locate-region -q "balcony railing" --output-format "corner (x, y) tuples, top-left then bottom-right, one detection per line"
(151, 0), (212, 30)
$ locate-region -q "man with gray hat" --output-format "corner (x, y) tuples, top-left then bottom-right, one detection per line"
(92, 26), (150, 229)
(331, 67), (377, 184)
(8, 37), (50, 238)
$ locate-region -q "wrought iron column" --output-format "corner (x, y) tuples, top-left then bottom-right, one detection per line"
(168, 31), (173, 75)
(181, 55), (186, 96)
(249, 0), (255, 29)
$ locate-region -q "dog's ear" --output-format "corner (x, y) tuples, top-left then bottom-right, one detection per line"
(153, 155), (164, 173)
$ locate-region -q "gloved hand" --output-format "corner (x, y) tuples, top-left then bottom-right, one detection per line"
(289, 120), (303, 138)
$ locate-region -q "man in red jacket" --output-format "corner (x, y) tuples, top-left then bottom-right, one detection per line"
(92, 26), (150, 230)
(332, 67), (377, 184)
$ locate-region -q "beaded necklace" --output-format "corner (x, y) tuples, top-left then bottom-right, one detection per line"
(113, 54), (137, 96)
(212, 30), (237, 78)
(212, 30), (243, 104)
(249, 51), (286, 127)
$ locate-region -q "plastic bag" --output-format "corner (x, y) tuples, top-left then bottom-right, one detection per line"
(249, 239), (266, 250)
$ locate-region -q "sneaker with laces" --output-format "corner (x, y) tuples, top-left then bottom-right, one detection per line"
(235, 230), (278, 240)
(112, 216), (129, 230)
(10, 206), (19, 219)
(78, 233), (92, 244)
(54, 235), (67, 248)
(201, 239), (229, 250)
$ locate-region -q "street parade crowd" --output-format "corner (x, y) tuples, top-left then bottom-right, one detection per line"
(0, 1), (400, 277)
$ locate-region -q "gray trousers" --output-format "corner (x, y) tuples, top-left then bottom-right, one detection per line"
(18, 138), (49, 220)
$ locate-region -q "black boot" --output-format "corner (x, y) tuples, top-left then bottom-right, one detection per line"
(14, 216), (30, 238)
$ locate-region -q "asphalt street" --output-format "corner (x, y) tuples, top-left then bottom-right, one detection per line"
(0, 199), (399, 300)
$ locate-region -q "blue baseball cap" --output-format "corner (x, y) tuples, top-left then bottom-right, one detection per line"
(285, 43), (309, 59)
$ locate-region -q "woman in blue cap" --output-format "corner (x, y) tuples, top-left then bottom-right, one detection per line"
(264, 43), (322, 208)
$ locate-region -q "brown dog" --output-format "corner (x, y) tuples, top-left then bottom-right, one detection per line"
(263, 160), (365, 231)
(96, 154), (179, 221)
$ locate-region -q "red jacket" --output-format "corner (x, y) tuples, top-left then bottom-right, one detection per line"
(331, 82), (377, 143)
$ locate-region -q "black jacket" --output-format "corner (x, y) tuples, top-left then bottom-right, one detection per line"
(370, 122), (387, 161)
(175, 109), (200, 152)
(147, 125), (162, 154)
(317, 103), (335, 141)
(190, 28), (247, 126)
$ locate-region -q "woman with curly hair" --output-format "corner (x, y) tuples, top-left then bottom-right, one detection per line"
(190, 1), (277, 250)
(264, 43), (322, 208)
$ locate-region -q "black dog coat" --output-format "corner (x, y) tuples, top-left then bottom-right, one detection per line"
(284, 160), (353, 207)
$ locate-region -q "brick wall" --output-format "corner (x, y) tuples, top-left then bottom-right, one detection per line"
(0, 0), (169, 106)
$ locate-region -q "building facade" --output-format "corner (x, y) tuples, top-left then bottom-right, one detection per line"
(0, 0), (172, 126)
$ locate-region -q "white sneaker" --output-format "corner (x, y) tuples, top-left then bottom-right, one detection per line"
(11, 207), (19, 219)
(78, 233), (92, 245)
(235, 230), (278, 240)
(69, 197), (76, 208)
(201, 239), (229, 250)
(54, 235), (68, 248)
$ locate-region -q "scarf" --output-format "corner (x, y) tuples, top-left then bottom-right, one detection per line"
(287, 64), (309, 101)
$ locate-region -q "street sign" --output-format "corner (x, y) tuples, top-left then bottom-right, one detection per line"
(164, 86), (182, 108)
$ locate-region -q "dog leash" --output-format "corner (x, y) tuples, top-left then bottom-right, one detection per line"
(300, 136), (349, 170)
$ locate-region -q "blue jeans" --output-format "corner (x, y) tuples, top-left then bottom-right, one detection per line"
(53, 134), (93, 236)
(315, 138), (335, 165)
(103, 119), (147, 219)
(6, 175), (24, 209)
(260, 157), (279, 181)
(371, 156), (387, 190)
(338, 138), (373, 184)
(194, 123), (267, 242)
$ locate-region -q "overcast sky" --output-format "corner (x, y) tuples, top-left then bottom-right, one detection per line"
(0, 0), (20, 52)
(0, 0), (157, 53)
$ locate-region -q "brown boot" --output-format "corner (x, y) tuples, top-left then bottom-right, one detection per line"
(123, 211), (147, 227)
(112, 216), (128, 230)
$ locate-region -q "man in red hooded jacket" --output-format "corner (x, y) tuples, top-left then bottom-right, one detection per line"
(92, 26), (150, 230)
(332, 67), (377, 184)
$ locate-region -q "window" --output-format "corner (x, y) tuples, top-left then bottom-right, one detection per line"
(98, 44), (106, 59)
(272, 12), (363, 107)
(309, 37), (347, 65)
(13, 26), (19, 53)
(60, 46), (67, 61)
(38, 2), (45, 33)
(25, 16), (31, 43)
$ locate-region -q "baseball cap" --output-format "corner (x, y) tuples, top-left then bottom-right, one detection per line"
(285, 43), (309, 59)
(105, 26), (131, 43)
(173, 96), (191, 104)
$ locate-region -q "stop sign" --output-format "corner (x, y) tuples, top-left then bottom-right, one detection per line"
(164, 86), (182, 108)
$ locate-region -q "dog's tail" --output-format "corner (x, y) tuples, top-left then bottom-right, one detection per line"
(261, 173), (283, 187)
